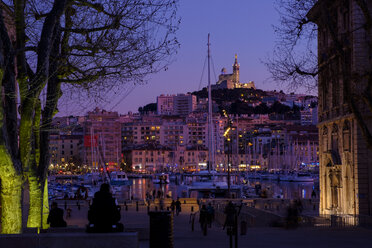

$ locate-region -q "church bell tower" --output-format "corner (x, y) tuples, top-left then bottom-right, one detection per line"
(232, 54), (240, 85)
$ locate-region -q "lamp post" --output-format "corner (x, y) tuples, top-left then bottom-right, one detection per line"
(223, 110), (233, 198)
(227, 135), (231, 197)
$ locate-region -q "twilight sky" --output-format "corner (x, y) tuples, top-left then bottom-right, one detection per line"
(59, 0), (314, 116)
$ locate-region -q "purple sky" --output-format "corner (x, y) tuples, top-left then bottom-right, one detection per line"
(59, 0), (314, 116)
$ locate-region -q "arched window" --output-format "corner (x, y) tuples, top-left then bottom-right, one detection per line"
(331, 124), (339, 152)
(343, 120), (351, 151)
(323, 126), (328, 152)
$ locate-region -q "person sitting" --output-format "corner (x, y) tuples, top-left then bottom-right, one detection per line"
(47, 202), (67, 227)
(87, 183), (123, 233)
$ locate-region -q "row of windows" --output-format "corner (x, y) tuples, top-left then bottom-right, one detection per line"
(61, 145), (74, 149)
(60, 150), (74, 155)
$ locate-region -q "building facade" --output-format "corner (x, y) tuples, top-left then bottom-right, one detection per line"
(173, 94), (197, 116)
(157, 94), (174, 115)
(309, 0), (372, 216)
(157, 94), (197, 116)
(84, 108), (121, 170)
(49, 117), (84, 170)
(213, 55), (256, 90)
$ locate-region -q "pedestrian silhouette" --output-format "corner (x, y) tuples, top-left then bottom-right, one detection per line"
(223, 201), (236, 230)
(47, 202), (67, 227)
(175, 198), (182, 216)
(207, 203), (215, 228)
(199, 205), (208, 236)
(170, 200), (176, 213)
(66, 207), (72, 219)
(87, 183), (123, 232)
(311, 189), (316, 198)
(286, 200), (299, 229)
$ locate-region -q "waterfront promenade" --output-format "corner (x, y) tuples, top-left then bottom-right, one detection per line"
(59, 200), (372, 248)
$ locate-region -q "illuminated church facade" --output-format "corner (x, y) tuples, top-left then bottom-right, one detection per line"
(213, 54), (256, 90)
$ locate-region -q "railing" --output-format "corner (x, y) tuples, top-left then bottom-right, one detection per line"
(301, 214), (372, 228)
(198, 199), (372, 229)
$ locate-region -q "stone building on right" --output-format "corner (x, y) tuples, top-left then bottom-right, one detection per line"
(308, 0), (372, 216)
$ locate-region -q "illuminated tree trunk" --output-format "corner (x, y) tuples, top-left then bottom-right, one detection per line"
(0, 10), (23, 234)
(27, 176), (42, 228)
(42, 179), (50, 229)
(21, 100), (39, 228)
(0, 148), (22, 234)
(27, 177), (49, 229)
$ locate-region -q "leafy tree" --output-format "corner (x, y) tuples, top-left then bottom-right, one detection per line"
(0, 0), (179, 233)
(254, 103), (269, 115)
(139, 102), (157, 114)
(269, 101), (291, 114)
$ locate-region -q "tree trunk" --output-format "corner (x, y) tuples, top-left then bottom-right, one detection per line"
(0, 10), (23, 234)
(0, 149), (22, 234)
(27, 177), (49, 229)
(42, 178), (49, 229)
(26, 175), (42, 228)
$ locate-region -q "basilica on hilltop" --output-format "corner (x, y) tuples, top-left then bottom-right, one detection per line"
(212, 54), (256, 90)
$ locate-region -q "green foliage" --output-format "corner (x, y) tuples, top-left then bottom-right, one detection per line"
(120, 162), (132, 173)
(138, 102), (157, 114)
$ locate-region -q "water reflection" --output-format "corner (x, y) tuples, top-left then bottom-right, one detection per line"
(129, 178), (317, 200)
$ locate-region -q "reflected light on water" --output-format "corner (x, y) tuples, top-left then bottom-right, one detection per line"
(129, 178), (316, 200)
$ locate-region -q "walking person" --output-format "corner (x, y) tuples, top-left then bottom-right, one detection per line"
(175, 198), (182, 216)
(199, 205), (208, 236)
(311, 189), (316, 199)
(170, 200), (176, 213)
(207, 203), (215, 228)
(223, 201), (236, 230)
(66, 207), (72, 219)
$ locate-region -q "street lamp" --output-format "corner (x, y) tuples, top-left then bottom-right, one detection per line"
(223, 110), (233, 198)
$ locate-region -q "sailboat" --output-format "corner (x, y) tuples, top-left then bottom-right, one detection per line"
(180, 35), (242, 198)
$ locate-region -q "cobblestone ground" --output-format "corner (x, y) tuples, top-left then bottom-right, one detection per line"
(60, 202), (372, 248)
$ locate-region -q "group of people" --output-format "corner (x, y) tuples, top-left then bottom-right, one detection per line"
(146, 189), (172, 200)
(198, 203), (215, 236)
(286, 199), (303, 228)
(170, 199), (182, 215)
(48, 183), (123, 232)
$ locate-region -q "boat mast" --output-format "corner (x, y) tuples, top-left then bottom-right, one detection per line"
(90, 126), (95, 172)
(207, 33), (215, 172)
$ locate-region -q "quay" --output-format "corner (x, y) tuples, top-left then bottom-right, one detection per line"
(3, 198), (371, 248)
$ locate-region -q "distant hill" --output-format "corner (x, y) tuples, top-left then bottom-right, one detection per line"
(190, 87), (299, 117)
(190, 87), (266, 104)
(138, 87), (303, 118)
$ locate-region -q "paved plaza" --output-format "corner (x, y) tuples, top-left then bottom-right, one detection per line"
(60, 202), (372, 248)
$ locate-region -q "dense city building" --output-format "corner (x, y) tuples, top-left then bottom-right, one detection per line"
(49, 117), (84, 171)
(83, 108), (121, 170)
(157, 94), (197, 116)
(48, 54), (320, 174)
